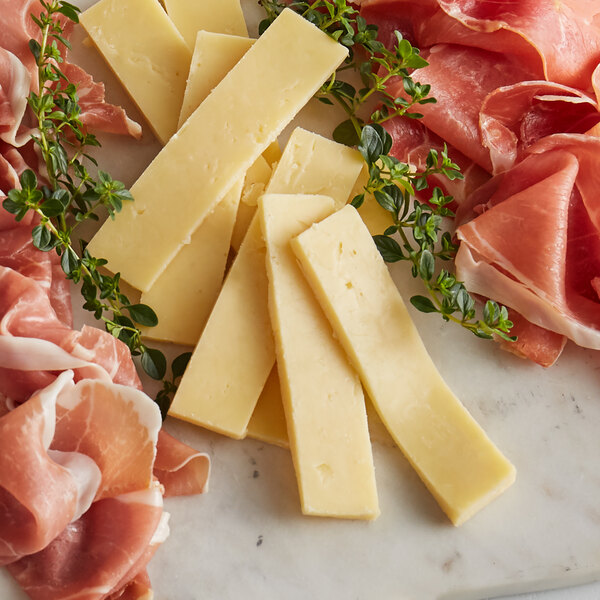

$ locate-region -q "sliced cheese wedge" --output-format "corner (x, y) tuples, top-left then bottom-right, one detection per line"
(169, 216), (273, 438)
(260, 194), (379, 519)
(80, 0), (191, 145)
(246, 367), (289, 449)
(170, 128), (363, 438)
(164, 0), (248, 49)
(178, 32), (254, 129)
(291, 205), (516, 526)
(139, 179), (242, 346)
(87, 9), (348, 292)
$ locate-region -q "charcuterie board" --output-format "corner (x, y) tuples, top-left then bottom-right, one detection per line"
(1, 1), (600, 598)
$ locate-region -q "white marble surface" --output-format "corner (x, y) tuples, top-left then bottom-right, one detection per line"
(1, 1), (600, 598)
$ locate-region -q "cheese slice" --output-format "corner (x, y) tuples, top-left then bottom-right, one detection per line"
(230, 155), (272, 252)
(178, 32), (254, 129)
(169, 216), (274, 438)
(80, 0), (191, 145)
(169, 128), (363, 438)
(139, 179), (242, 346)
(87, 9), (348, 292)
(260, 194), (379, 519)
(246, 367), (289, 449)
(291, 205), (516, 526)
(164, 0), (248, 49)
(266, 128), (363, 208)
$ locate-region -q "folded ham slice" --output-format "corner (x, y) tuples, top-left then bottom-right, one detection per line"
(456, 134), (600, 352)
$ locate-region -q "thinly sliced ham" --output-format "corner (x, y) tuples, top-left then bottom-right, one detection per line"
(383, 114), (490, 206)
(362, 0), (600, 92)
(387, 44), (534, 172)
(0, 372), (101, 566)
(155, 430), (210, 497)
(456, 134), (600, 350)
(53, 380), (162, 500)
(0, 48), (32, 147)
(7, 485), (165, 600)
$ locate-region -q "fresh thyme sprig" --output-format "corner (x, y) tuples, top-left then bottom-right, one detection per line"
(259, 0), (434, 145)
(2, 0), (186, 408)
(260, 0), (515, 342)
(354, 125), (514, 341)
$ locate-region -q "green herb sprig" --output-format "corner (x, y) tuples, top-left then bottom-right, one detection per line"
(3, 0), (186, 410)
(259, 0), (515, 342)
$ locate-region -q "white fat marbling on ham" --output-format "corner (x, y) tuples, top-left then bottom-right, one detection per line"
(0, 49), (32, 147)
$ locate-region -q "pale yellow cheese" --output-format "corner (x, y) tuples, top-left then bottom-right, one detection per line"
(262, 139), (282, 166)
(139, 179), (242, 346)
(169, 216), (274, 438)
(291, 205), (516, 526)
(260, 194), (379, 519)
(230, 155), (272, 252)
(170, 128), (363, 438)
(80, 0), (191, 145)
(87, 9), (348, 292)
(164, 0), (248, 49)
(178, 32), (254, 129)
(246, 367), (289, 449)
(266, 128), (363, 208)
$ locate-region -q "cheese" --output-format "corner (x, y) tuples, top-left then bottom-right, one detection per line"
(291, 205), (516, 526)
(266, 128), (363, 208)
(139, 179), (242, 346)
(260, 194), (379, 519)
(230, 155), (272, 251)
(80, 0), (191, 145)
(87, 9), (348, 292)
(170, 126), (362, 437)
(246, 367), (289, 449)
(169, 216), (274, 438)
(178, 32), (254, 129)
(164, 0), (248, 49)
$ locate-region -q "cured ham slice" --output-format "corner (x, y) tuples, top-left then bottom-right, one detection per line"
(384, 115), (490, 206)
(155, 430), (210, 497)
(480, 81), (600, 173)
(7, 484), (164, 600)
(0, 266), (141, 396)
(387, 44), (533, 172)
(0, 48), (31, 147)
(61, 64), (142, 140)
(456, 134), (600, 350)
(0, 372), (101, 565)
(362, 0), (600, 92)
(53, 379), (162, 500)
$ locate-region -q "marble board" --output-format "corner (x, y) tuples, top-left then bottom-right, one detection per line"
(1, 1), (599, 598)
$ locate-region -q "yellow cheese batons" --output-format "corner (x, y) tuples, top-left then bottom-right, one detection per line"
(291, 205), (516, 525)
(169, 128), (364, 437)
(87, 9), (348, 292)
(80, 0), (191, 145)
(260, 193), (379, 519)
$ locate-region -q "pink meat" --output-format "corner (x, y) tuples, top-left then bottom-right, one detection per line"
(0, 373), (101, 566)
(383, 114), (490, 206)
(7, 485), (164, 600)
(456, 134), (600, 350)
(155, 430), (210, 497)
(362, 0), (600, 92)
(387, 44), (534, 172)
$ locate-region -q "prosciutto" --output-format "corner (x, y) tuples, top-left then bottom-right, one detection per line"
(456, 134), (600, 353)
